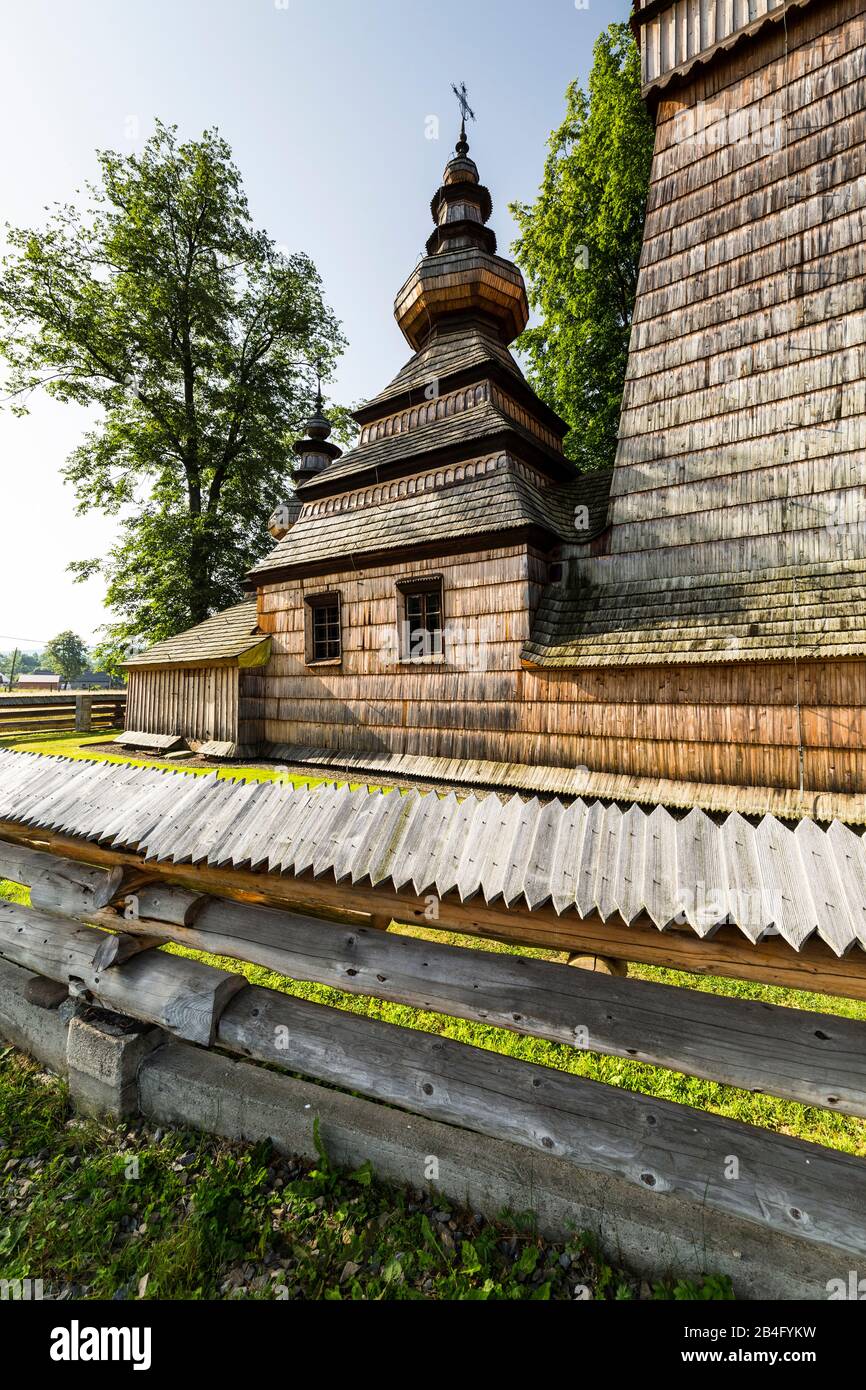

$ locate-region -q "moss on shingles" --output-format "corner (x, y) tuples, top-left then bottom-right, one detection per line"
(0, 729), (387, 792)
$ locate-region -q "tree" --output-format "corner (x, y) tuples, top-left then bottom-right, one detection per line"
(0, 649), (19, 689)
(510, 23), (654, 472)
(0, 648), (39, 685)
(0, 121), (348, 662)
(42, 631), (89, 684)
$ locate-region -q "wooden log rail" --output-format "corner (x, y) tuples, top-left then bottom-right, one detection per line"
(3, 815), (866, 1001)
(0, 693), (125, 736)
(1, 878), (866, 1258)
(3, 836), (866, 1118)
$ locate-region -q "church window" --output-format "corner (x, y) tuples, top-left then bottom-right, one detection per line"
(306, 593), (342, 663)
(397, 578), (444, 660)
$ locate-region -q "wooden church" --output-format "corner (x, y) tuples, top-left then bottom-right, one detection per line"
(124, 0), (866, 823)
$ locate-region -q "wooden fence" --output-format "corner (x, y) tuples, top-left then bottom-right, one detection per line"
(1, 783), (866, 1265)
(0, 693), (126, 737)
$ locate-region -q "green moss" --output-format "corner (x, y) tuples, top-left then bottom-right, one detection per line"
(0, 729), (387, 792)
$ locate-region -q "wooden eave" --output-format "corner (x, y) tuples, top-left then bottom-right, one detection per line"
(244, 523), (558, 589)
(636, 0), (820, 105)
(296, 425), (573, 501)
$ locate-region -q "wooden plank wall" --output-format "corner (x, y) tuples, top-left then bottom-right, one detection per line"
(603, 0), (866, 584)
(257, 547), (866, 793)
(639, 0), (788, 90)
(238, 667), (267, 752)
(126, 667), (240, 745)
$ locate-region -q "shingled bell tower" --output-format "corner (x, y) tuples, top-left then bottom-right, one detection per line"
(394, 103), (529, 350)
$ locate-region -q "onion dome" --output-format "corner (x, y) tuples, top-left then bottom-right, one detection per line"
(267, 496), (302, 540)
(394, 121), (529, 351)
(291, 387), (342, 484)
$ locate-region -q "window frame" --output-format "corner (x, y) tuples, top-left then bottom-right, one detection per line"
(304, 591), (342, 666)
(395, 576), (445, 664)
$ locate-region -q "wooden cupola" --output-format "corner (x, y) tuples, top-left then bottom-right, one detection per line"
(394, 122), (529, 351)
(290, 386), (342, 484)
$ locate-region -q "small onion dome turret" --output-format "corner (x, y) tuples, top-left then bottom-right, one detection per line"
(267, 496), (302, 540)
(394, 124), (529, 351)
(291, 393), (342, 484)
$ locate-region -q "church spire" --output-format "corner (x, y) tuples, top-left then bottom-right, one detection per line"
(452, 80), (474, 157)
(291, 360), (342, 483)
(393, 86), (529, 350)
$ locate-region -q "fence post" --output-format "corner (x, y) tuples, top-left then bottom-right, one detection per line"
(74, 694), (92, 732)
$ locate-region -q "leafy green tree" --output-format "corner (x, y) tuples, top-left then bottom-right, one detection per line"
(0, 649), (19, 688)
(42, 631), (89, 683)
(510, 22), (654, 471)
(0, 649), (40, 684)
(0, 121), (347, 661)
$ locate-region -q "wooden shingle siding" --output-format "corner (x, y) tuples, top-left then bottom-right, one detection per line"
(536, 0), (866, 674)
(256, 545), (862, 797)
(619, 0), (866, 560)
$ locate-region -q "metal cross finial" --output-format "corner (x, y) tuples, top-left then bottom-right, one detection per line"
(451, 81), (475, 147)
(315, 357), (323, 411)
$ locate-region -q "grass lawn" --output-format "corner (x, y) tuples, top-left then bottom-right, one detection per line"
(160, 929), (866, 1157)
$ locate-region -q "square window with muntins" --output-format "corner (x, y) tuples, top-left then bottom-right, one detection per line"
(397, 577), (444, 660)
(305, 593), (342, 663)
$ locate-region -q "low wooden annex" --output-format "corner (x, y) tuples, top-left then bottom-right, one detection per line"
(123, 0), (866, 823)
(123, 601), (270, 756)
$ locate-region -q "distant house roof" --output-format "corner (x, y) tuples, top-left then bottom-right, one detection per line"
(74, 669), (119, 687)
(15, 672), (60, 686)
(124, 600), (269, 669)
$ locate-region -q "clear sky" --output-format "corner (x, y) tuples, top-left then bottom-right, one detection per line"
(0, 0), (629, 653)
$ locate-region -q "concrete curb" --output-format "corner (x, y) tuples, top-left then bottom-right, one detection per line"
(0, 955), (849, 1299)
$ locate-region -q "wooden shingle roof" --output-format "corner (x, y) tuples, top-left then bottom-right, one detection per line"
(523, 559), (866, 667)
(250, 468), (612, 580)
(1, 747), (865, 955)
(124, 600), (266, 669)
(296, 397), (563, 494)
(358, 326), (526, 417)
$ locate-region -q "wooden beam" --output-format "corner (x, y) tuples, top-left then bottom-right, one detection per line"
(217, 986), (866, 1257)
(89, 929), (164, 972)
(0, 900), (243, 1045)
(0, 838), (125, 915)
(127, 884), (209, 927)
(83, 892), (866, 1117)
(3, 820), (866, 1000)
